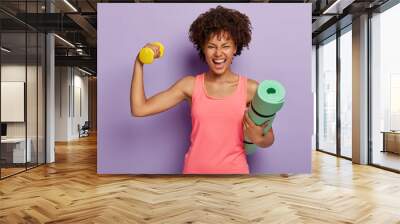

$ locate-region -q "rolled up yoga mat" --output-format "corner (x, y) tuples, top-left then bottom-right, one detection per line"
(244, 80), (286, 155)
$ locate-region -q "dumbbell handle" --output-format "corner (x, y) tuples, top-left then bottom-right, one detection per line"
(138, 42), (164, 64)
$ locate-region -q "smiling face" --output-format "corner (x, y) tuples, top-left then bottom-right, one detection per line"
(203, 31), (237, 76)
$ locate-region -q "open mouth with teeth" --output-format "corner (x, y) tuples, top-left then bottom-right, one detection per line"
(212, 59), (227, 69)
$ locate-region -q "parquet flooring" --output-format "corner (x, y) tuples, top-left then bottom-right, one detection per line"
(1, 167), (26, 178)
(1, 134), (400, 223)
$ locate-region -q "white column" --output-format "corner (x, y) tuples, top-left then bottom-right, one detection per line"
(352, 14), (369, 164)
(46, 33), (55, 163)
(46, 1), (55, 163)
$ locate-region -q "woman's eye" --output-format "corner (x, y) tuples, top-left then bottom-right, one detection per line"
(207, 46), (215, 49)
(223, 46), (230, 48)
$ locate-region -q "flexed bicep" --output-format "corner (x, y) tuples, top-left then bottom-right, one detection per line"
(131, 75), (194, 117)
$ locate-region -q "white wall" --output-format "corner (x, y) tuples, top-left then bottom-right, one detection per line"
(1, 63), (46, 164)
(72, 73), (89, 138)
(1, 65), (41, 137)
(55, 66), (89, 141)
(1, 82), (25, 122)
(55, 66), (69, 141)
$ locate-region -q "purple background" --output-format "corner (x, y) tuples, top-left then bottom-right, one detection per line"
(98, 3), (312, 174)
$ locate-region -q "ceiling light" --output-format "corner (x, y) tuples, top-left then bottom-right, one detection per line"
(78, 67), (93, 76)
(54, 34), (75, 48)
(63, 0), (78, 12)
(323, 0), (341, 14)
(1, 47), (11, 53)
(322, 0), (355, 15)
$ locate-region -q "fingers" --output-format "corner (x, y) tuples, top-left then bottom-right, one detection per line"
(243, 117), (249, 129)
(141, 44), (158, 58)
(244, 112), (255, 127)
(244, 111), (270, 132)
(145, 43), (160, 58)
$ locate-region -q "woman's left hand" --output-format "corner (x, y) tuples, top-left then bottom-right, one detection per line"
(243, 111), (269, 144)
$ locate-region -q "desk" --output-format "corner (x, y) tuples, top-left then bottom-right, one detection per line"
(1, 138), (31, 163)
(381, 131), (400, 154)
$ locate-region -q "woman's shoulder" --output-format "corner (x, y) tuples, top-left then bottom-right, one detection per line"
(245, 77), (259, 103)
(176, 75), (196, 97)
(178, 73), (206, 88)
(246, 77), (259, 92)
(246, 77), (258, 86)
(178, 75), (197, 87)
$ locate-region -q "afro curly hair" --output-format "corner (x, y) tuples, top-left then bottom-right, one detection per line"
(189, 6), (252, 61)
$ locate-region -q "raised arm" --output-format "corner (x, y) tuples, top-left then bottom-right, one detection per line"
(130, 43), (193, 117)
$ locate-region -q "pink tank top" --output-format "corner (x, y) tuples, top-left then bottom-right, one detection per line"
(183, 73), (249, 174)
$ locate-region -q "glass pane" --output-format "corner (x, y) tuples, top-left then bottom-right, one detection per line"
(27, 31), (38, 169)
(26, 0), (41, 169)
(38, 32), (45, 165)
(371, 3), (400, 171)
(1, 31), (27, 178)
(0, 1), (46, 178)
(318, 36), (337, 154)
(340, 28), (352, 158)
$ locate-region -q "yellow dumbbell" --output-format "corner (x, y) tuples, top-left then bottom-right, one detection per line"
(139, 42), (165, 64)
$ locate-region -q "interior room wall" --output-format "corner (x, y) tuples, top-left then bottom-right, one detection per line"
(55, 66), (70, 141)
(55, 66), (89, 141)
(88, 77), (97, 132)
(1, 64), (40, 139)
(1, 63), (44, 165)
(72, 71), (89, 138)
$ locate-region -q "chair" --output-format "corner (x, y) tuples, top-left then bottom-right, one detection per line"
(78, 121), (90, 138)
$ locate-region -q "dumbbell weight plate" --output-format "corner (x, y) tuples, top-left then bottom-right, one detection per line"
(151, 42), (164, 58)
(139, 47), (155, 64)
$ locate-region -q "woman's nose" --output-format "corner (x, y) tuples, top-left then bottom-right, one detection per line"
(214, 48), (222, 56)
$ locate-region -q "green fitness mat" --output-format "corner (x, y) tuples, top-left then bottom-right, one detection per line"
(244, 80), (286, 155)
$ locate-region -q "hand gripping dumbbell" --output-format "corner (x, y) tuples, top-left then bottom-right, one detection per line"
(138, 42), (165, 64)
(244, 80), (286, 155)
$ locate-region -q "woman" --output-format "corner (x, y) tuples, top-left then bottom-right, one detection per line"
(130, 6), (274, 174)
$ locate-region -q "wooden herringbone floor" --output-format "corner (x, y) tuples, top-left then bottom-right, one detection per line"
(1, 134), (400, 224)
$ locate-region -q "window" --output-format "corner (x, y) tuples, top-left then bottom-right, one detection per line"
(317, 36), (337, 154)
(0, 1), (47, 179)
(371, 2), (400, 171)
(339, 27), (352, 158)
